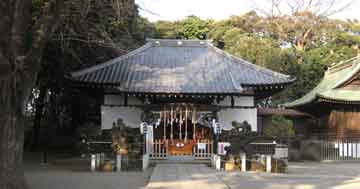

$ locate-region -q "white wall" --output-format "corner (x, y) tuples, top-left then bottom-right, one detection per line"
(101, 106), (142, 130)
(218, 96), (254, 107)
(101, 94), (257, 131)
(218, 108), (257, 131)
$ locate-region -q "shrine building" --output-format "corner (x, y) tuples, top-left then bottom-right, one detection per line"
(70, 39), (294, 159)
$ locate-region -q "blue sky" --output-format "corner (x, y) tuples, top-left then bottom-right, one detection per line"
(136, 0), (360, 22)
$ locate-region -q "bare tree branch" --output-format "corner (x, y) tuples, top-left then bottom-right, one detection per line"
(51, 36), (128, 52)
(252, 0), (354, 17)
(23, 0), (65, 103)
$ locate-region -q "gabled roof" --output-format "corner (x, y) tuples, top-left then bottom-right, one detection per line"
(70, 39), (294, 94)
(285, 56), (360, 108)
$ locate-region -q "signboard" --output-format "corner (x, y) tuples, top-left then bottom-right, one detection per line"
(140, 122), (147, 134)
(217, 142), (231, 155)
(212, 119), (222, 134)
(215, 123), (221, 134)
(197, 143), (206, 150)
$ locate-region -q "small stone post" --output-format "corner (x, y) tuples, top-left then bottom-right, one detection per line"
(215, 155), (221, 170)
(241, 153), (246, 172)
(266, 155), (272, 173)
(116, 154), (122, 172)
(142, 154), (149, 171)
(90, 154), (96, 172)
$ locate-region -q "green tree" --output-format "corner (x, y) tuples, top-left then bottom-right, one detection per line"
(30, 0), (146, 151)
(223, 29), (283, 69)
(154, 20), (181, 39)
(0, 0), (141, 188)
(264, 115), (295, 137)
(178, 16), (211, 39)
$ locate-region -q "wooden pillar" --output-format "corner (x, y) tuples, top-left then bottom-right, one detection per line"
(163, 108), (167, 140)
(124, 94), (128, 106)
(180, 107), (183, 140)
(192, 107), (196, 140)
(170, 106), (174, 141)
(180, 106), (188, 139)
(185, 106), (188, 141)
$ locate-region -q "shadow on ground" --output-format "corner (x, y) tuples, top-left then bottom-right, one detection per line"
(24, 153), (360, 189)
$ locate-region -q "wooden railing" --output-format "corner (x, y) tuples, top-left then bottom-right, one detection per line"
(193, 140), (213, 159)
(149, 139), (214, 160)
(150, 139), (168, 159)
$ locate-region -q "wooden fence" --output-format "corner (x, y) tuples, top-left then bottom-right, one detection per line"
(150, 139), (168, 159)
(149, 139), (213, 160)
(193, 140), (213, 159)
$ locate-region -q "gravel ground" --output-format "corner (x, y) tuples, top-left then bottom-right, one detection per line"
(218, 162), (360, 189)
(25, 169), (152, 189)
(24, 154), (152, 189)
(24, 153), (360, 189)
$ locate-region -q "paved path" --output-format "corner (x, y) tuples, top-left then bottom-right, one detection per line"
(145, 164), (228, 189)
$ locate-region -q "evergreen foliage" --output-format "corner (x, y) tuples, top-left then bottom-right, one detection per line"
(264, 115), (295, 137)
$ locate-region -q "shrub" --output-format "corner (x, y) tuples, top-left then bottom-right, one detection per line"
(264, 115), (295, 137)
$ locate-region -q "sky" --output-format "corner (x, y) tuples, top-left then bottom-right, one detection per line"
(136, 0), (360, 22)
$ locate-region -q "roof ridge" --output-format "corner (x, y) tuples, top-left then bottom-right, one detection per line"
(333, 56), (360, 89)
(327, 55), (359, 73)
(146, 38), (213, 43)
(71, 42), (153, 77)
(145, 38), (213, 48)
(208, 44), (293, 81)
(284, 56), (360, 108)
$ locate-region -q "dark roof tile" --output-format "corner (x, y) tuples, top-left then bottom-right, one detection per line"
(71, 39), (294, 94)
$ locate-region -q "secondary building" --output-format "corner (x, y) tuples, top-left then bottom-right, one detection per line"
(285, 56), (360, 138)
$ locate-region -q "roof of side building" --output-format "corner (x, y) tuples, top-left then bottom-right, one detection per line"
(284, 56), (360, 108)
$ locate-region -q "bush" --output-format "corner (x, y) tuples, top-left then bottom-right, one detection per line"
(264, 115), (295, 137)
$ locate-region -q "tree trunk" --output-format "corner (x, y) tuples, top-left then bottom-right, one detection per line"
(0, 77), (28, 189)
(0, 0), (64, 188)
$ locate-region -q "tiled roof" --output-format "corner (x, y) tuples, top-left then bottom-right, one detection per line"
(71, 39), (294, 94)
(284, 56), (360, 107)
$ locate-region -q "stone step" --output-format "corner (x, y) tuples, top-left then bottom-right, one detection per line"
(167, 155), (195, 161)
